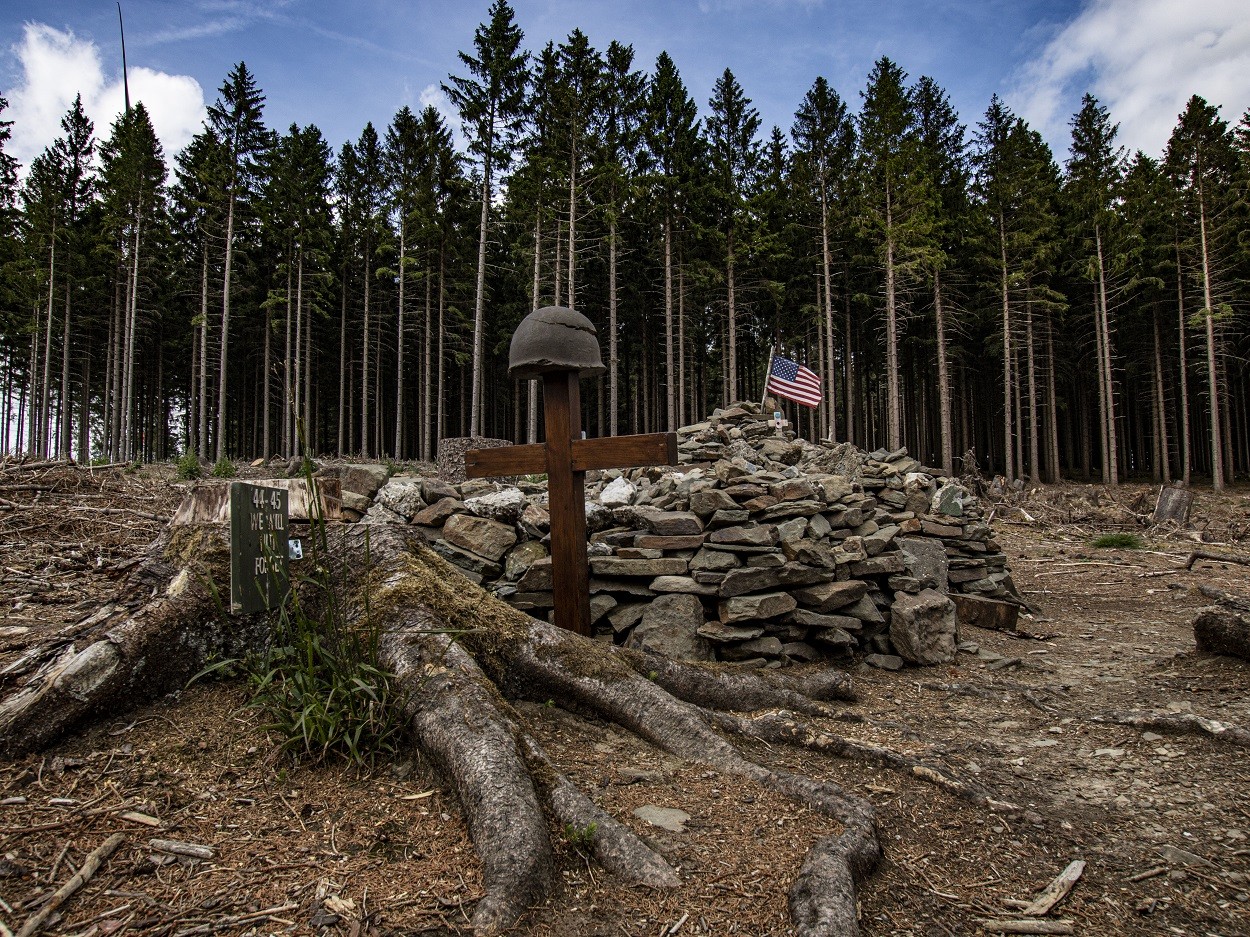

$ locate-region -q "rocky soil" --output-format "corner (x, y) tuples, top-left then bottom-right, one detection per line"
(1, 455), (1248, 936)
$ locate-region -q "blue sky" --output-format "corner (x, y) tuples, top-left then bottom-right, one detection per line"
(3, 0), (1248, 174)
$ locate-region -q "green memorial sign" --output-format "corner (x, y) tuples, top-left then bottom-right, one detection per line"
(230, 482), (289, 614)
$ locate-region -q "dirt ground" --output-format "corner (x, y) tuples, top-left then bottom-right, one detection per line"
(2, 464), (1249, 936)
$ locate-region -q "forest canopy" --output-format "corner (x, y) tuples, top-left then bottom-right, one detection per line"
(1, 0), (1247, 489)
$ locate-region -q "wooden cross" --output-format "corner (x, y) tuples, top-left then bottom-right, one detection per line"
(466, 369), (677, 636)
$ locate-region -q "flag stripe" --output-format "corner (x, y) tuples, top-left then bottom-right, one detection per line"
(766, 355), (822, 408)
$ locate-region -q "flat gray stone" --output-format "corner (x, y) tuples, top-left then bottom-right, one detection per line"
(689, 488), (738, 517)
(413, 497), (465, 527)
(722, 636), (785, 660)
(719, 591), (796, 623)
(864, 653), (905, 671)
(698, 620), (766, 642)
(790, 580), (868, 613)
(341, 463), (391, 498)
(626, 593), (714, 661)
(890, 588), (958, 665)
(375, 480), (426, 520)
(690, 548), (741, 572)
(841, 595), (886, 624)
(650, 576), (718, 596)
(441, 514), (517, 562)
(708, 525), (776, 547)
(599, 476), (637, 508)
(607, 602), (646, 633)
(464, 487), (528, 524)
(503, 540), (548, 581)
(642, 510), (704, 536)
(719, 566), (784, 597)
(633, 805), (690, 832)
(589, 557), (689, 577)
(897, 536), (949, 592)
(791, 609), (863, 631)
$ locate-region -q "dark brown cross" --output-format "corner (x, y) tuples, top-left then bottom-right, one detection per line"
(466, 369), (677, 636)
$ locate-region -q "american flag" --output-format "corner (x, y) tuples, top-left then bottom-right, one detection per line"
(766, 355), (822, 408)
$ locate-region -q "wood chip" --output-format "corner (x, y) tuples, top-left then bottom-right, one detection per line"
(118, 811), (160, 827)
(148, 839), (215, 860)
(1022, 859), (1085, 916)
(979, 920), (1075, 935)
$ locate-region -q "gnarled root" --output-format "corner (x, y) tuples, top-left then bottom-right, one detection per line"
(380, 614), (554, 934)
(1093, 710), (1250, 747)
(0, 526), (257, 756)
(618, 647), (855, 715)
(706, 709), (1016, 809)
(392, 539), (881, 937)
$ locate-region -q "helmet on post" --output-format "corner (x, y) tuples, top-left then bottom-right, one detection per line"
(508, 306), (606, 380)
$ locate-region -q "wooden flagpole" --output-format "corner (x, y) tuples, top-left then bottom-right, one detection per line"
(760, 343), (778, 410)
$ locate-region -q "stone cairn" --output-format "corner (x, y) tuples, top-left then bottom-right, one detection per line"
(324, 402), (1022, 669)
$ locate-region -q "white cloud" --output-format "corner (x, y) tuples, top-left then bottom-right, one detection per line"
(3, 23), (207, 174)
(419, 83), (468, 153)
(1010, 0), (1250, 159)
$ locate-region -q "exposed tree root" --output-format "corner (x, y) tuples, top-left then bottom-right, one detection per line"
(515, 729), (681, 889)
(0, 526), (257, 756)
(2, 523), (909, 935)
(1092, 710), (1250, 747)
(618, 648), (856, 715)
(705, 709), (1017, 810)
(379, 614), (554, 934)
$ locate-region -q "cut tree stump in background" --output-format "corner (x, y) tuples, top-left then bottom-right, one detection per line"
(1152, 486), (1193, 526)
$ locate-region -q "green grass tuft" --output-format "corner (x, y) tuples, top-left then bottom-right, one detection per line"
(211, 456), (236, 478)
(247, 431), (405, 767)
(1091, 532), (1144, 550)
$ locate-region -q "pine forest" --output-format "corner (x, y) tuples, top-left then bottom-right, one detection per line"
(3, 0), (1250, 491)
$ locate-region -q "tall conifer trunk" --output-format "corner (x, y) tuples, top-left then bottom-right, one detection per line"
(1196, 189), (1224, 491)
(934, 269), (952, 475)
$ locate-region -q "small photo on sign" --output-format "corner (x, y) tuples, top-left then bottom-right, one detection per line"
(289, 538), (304, 560)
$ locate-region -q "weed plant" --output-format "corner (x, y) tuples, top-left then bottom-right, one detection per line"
(248, 433), (405, 767)
(211, 456), (236, 478)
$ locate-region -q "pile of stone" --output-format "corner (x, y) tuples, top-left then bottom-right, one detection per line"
(316, 402), (1022, 669)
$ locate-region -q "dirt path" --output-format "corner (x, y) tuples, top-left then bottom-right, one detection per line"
(2, 475), (1249, 935)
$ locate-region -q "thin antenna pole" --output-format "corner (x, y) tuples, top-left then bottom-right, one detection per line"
(117, 2), (131, 115)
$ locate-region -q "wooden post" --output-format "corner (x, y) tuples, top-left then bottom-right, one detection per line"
(542, 370), (591, 635)
(467, 305), (679, 636)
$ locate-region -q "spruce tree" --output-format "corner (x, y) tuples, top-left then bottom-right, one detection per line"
(1165, 96), (1239, 490)
(792, 76), (856, 438)
(706, 68), (762, 406)
(205, 62), (269, 461)
(443, 0), (529, 437)
(596, 41), (644, 434)
(99, 103), (166, 460)
(1065, 94), (1124, 483)
(645, 53), (701, 429)
(858, 57), (933, 451)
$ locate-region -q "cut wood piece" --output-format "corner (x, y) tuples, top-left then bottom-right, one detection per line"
(1186, 548), (1250, 571)
(1151, 485), (1193, 525)
(952, 594), (1019, 633)
(1022, 859), (1084, 916)
(148, 838), (216, 860)
(979, 921), (1074, 935)
(1192, 606), (1250, 661)
(171, 477), (343, 524)
(16, 831), (125, 937)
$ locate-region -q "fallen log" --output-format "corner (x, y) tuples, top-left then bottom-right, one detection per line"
(1192, 606), (1250, 661)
